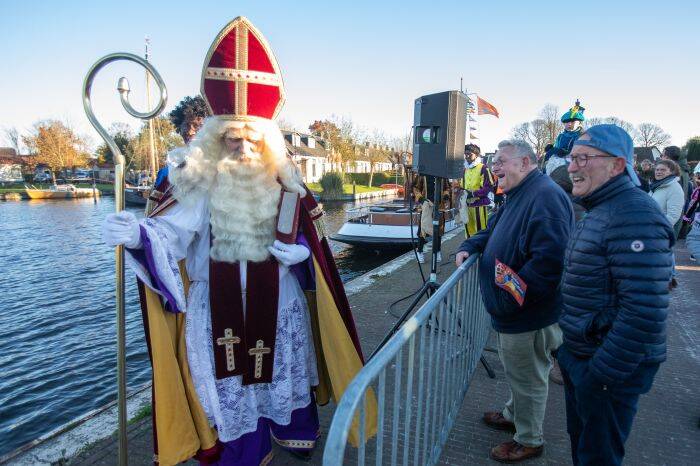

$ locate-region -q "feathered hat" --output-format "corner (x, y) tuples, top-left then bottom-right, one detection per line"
(561, 99), (586, 123)
(201, 16), (285, 121)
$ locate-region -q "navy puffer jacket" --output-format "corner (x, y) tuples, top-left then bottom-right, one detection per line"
(559, 174), (675, 385)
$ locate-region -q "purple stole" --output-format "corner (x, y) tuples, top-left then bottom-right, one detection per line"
(209, 258), (279, 385)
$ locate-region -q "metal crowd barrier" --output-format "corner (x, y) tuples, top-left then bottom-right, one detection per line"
(323, 254), (490, 465)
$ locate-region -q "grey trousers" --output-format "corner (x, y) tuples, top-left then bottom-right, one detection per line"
(497, 323), (563, 447)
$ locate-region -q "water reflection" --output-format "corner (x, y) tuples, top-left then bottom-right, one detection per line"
(0, 195), (402, 456)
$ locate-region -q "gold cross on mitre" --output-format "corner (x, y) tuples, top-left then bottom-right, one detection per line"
(248, 339), (271, 379)
(201, 16), (286, 120)
(216, 328), (241, 371)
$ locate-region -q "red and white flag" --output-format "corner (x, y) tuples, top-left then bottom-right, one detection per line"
(477, 96), (499, 118)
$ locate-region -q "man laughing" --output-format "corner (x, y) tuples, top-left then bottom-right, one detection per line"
(456, 139), (574, 462)
(558, 124), (674, 465)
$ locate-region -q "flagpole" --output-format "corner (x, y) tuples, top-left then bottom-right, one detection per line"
(83, 53), (167, 466)
(145, 37), (158, 184)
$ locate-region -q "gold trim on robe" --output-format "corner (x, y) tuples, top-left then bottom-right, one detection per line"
(310, 257), (378, 447)
(140, 262), (217, 466)
(140, 218), (376, 464)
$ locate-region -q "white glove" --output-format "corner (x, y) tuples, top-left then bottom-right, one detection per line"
(102, 211), (142, 249)
(267, 240), (310, 267)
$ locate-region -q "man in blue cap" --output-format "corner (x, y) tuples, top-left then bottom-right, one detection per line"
(558, 124), (674, 465)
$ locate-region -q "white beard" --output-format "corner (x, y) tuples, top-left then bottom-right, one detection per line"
(209, 151), (281, 263)
(168, 118), (307, 263)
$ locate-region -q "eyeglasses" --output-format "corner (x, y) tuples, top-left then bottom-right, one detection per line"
(492, 157), (519, 168)
(565, 153), (617, 168)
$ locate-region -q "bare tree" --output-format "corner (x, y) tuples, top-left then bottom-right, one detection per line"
(511, 119), (549, 155)
(511, 122), (531, 142)
(584, 117), (637, 140)
(361, 129), (393, 187)
(276, 117), (299, 132)
(511, 104), (563, 156)
(3, 127), (22, 154)
(336, 116), (360, 172)
(389, 132), (411, 165)
(539, 104), (563, 145)
(635, 122), (671, 148)
(530, 119), (550, 155)
(606, 117), (636, 136)
(584, 117), (605, 128)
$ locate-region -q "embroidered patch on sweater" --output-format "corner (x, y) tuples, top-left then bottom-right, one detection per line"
(495, 259), (527, 306)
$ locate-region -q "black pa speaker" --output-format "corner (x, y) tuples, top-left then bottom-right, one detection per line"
(412, 90), (467, 179)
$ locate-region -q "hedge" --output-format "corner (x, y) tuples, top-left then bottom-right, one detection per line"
(344, 171), (405, 186)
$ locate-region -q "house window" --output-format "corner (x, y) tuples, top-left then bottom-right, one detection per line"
(307, 137), (316, 149)
(312, 163), (316, 178)
(292, 133), (301, 147)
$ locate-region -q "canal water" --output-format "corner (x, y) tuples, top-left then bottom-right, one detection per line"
(0, 196), (403, 456)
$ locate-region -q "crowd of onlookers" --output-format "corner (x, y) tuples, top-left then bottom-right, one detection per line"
(634, 146), (700, 272)
(448, 104), (696, 464)
(126, 169), (153, 187)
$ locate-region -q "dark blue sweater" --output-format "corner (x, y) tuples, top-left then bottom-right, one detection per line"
(559, 174), (673, 385)
(458, 170), (574, 333)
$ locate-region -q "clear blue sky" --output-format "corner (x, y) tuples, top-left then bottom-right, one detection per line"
(1, 0), (698, 152)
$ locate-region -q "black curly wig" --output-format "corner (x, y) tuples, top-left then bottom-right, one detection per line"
(169, 96), (210, 135)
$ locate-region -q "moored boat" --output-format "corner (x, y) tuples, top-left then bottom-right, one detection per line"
(331, 199), (460, 248)
(125, 185), (150, 206)
(24, 184), (100, 200)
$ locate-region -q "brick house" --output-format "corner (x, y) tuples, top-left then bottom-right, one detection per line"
(0, 147), (34, 183)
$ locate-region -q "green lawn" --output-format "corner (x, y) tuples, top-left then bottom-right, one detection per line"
(307, 183), (384, 194)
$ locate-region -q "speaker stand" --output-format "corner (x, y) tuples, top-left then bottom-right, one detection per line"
(369, 177), (495, 379)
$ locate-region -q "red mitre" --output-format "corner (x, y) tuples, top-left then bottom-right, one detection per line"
(201, 16), (285, 121)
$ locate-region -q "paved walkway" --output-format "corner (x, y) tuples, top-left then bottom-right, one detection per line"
(71, 237), (700, 465)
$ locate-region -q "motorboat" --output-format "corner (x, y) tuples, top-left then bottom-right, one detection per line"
(331, 199), (460, 248)
(24, 184), (100, 200)
(125, 185), (150, 206)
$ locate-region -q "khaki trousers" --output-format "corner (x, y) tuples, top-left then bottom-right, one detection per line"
(497, 323), (562, 447)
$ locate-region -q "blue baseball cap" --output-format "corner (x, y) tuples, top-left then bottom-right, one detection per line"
(572, 124), (640, 186)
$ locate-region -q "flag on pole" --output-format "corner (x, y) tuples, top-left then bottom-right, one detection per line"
(466, 95), (476, 114)
(477, 96), (499, 117)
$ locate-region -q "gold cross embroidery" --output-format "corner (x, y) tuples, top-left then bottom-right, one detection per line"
(216, 328), (241, 372)
(248, 339), (271, 379)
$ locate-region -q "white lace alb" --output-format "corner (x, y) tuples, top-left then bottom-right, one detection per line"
(128, 203), (319, 442)
(185, 277), (319, 441)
